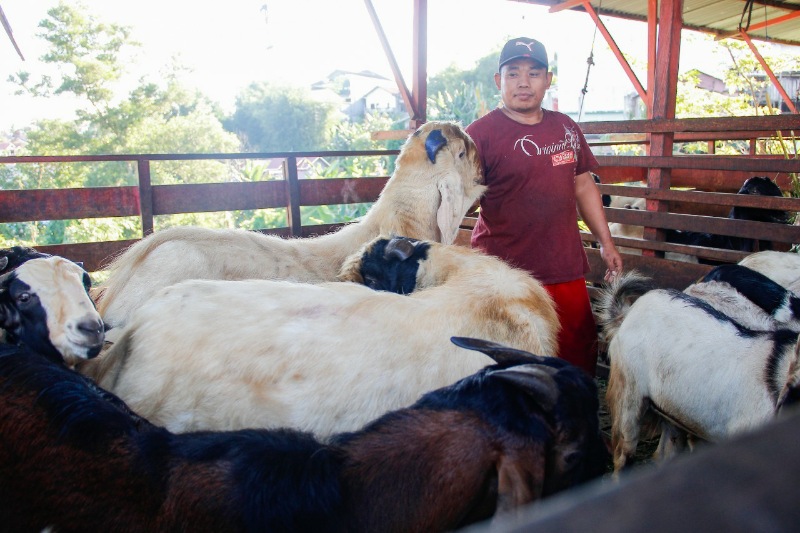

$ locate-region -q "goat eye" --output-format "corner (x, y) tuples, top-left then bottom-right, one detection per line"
(16, 292), (31, 304)
(458, 151), (465, 159)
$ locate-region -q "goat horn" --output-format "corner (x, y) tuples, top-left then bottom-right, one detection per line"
(384, 237), (417, 261)
(450, 336), (547, 365)
(491, 366), (560, 411)
(0, 257), (7, 271)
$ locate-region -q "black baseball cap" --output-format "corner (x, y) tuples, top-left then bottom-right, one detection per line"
(499, 37), (548, 71)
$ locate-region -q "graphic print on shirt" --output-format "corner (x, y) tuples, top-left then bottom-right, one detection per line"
(513, 125), (580, 166)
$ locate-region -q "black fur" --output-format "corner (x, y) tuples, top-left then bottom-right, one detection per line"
(700, 264), (796, 317)
(765, 329), (800, 404)
(0, 274), (64, 363)
(666, 177), (788, 260)
(0, 343), (345, 532)
(0, 246), (50, 275)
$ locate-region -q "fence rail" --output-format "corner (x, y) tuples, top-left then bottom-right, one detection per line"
(2, 115), (799, 288)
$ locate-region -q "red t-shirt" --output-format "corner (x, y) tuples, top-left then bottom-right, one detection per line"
(466, 108), (599, 284)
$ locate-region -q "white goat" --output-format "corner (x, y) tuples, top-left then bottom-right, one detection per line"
(597, 270), (800, 472)
(79, 236), (559, 438)
(94, 121), (486, 331)
(738, 250), (800, 289)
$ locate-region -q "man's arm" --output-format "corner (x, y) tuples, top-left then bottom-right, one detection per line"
(575, 171), (623, 281)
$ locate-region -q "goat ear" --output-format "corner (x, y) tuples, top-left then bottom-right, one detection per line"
(495, 449), (545, 513)
(436, 177), (462, 245)
(424, 129), (447, 163)
(491, 366), (560, 411)
(450, 336), (546, 365)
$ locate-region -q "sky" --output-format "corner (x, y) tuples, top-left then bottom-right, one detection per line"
(0, 0), (731, 131)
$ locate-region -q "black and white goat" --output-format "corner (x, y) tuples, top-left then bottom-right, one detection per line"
(597, 270), (800, 472)
(1, 253), (104, 365)
(665, 176), (788, 256)
(0, 337), (607, 532)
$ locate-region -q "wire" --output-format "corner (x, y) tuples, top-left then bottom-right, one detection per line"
(578, 0), (601, 122)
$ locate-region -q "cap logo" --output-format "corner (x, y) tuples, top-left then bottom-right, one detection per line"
(516, 41), (537, 51)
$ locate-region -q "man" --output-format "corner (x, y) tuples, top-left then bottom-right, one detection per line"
(466, 37), (623, 376)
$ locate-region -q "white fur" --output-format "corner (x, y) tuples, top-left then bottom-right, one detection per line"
(94, 121), (486, 330)
(81, 241), (558, 438)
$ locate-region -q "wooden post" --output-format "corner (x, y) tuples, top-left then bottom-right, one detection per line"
(284, 156), (302, 237)
(137, 159), (154, 236)
(411, 0), (427, 128)
(643, 0), (683, 256)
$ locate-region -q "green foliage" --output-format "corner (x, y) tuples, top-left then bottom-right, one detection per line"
(427, 53), (499, 124)
(225, 82), (338, 152)
(9, 1), (136, 113)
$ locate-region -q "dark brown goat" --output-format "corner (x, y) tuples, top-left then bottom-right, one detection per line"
(0, 337), (607, 532)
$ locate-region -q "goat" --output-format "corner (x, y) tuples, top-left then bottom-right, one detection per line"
(738, 250), (800, 289)
(0, 337), (607, 532)
(94, 121), (486, 331)
(608, 177), (787, 263)
(596, 270), (800, 472)
(665, 176), (788, 258)
(79, 235), (558, 437)
(1, 254), (104, 365)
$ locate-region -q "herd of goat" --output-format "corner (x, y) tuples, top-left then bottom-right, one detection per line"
(2, 119), (799, 531)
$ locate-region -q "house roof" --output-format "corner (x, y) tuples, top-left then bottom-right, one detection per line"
(515, 0), (800, 47)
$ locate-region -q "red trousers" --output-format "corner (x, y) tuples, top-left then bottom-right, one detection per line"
(544, 278), (598, 377)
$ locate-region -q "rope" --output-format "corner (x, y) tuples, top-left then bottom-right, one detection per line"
(578, 0), (602, 122)
(739, 0), (755, 32)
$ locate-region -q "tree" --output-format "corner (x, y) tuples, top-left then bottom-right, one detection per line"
(427, 53), (500, 125)
(225, 82), (338, 152)
(2, 1), (242, 245)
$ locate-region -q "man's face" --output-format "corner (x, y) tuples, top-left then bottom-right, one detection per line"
(495, 58), (552, 114)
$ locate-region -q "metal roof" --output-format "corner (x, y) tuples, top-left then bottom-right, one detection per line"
(516, 0), (800, 47)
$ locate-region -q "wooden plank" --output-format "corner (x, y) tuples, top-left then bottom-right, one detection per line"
(597, 155), (800, 173)
(151, 181), (287, 215)
(580, 115), (800, 135)
(582, 232), (749, 263)
(605, 208), (800, 243)
(0, 187), (139, 223)
(34, 240), (139, 273)
(298, 177), (387, 205)
(585, 247), (713, 289)
(597, 185), (800, 211)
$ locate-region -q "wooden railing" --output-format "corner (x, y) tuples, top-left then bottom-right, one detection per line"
(0, 150), (398, 272)
(2, 115), (799, 290)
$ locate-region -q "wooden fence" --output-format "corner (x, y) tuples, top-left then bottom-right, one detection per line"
(1, 115), (799, 290)
(0, 150), (398, 272)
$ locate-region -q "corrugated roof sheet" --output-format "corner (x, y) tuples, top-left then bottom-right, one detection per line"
(516, 0), (800, 47)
